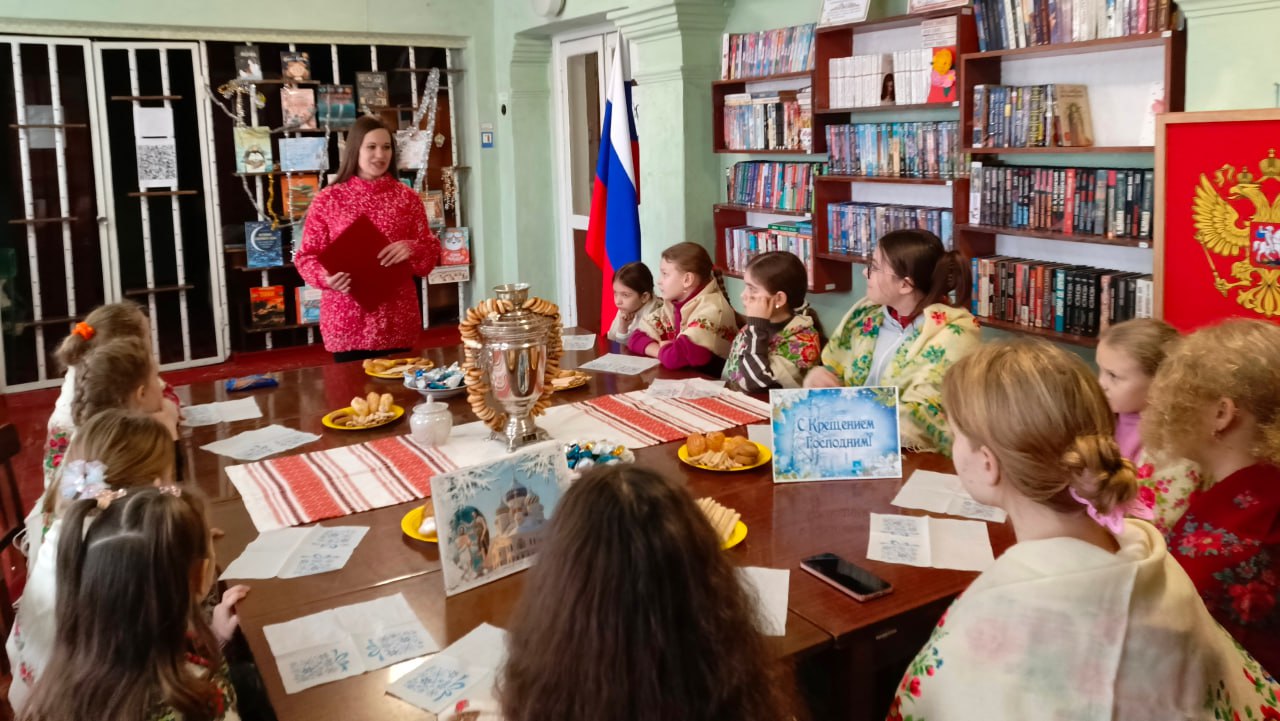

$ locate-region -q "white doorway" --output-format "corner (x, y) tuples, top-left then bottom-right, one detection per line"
(551, 28), (630, 332)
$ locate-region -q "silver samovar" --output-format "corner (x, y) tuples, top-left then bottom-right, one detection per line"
(479, 283), (551, 452)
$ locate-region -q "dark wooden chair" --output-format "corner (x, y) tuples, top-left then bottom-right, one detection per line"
(0, 424), (26, 676)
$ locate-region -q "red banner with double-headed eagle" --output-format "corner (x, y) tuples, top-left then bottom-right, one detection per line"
(1160, 111), (1280, 331)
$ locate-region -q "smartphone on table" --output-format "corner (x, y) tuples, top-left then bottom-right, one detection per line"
(800, 552), (893, 602)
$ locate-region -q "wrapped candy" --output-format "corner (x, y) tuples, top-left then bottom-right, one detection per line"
(564, 440), (635, 471)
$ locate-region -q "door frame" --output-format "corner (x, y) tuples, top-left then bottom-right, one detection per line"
(0, 35), (111, 391)
(90, 40), (227, 369)
(550, 26), (622, 331)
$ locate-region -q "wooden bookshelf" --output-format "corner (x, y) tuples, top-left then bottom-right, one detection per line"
(713, 70), (813, 87)
(956, 224), (1152, 249)
(965, 145), (1156, 155)
(809, 10), (982, 269)
(817, 251), (871, 264)
(712, 203), (850, 294)
(715, 149), (822, 156)
(710, 70), (814, 154)
(817, 175), (953, 185)
(964, 31), (1171, 61)
(815, 101), (959, 114)
(815, 5), (974, 34)
(979, 316), (1100, 348)
(955, 23), (1185, 341)
(714, 202), (811, 217)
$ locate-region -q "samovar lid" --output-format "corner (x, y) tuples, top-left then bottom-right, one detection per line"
(480, 283), (550, 341)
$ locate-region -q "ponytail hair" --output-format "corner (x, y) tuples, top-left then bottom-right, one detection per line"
(942, 339), (1137, 516)
(54, 301), (149, 371)
(879, 229), (971, 316)
(23, 487), (221, 721)
(72, 337), (156, 426)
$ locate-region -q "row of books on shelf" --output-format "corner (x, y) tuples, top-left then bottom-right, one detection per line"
(233, 122), (438, 174)
(249, 285), (321, 328)
(723, 221), (815, 286)
(726, 161), (824, 212)
(971, 256), (1154, 337)
(973, 0), (1175, 53)
(722, 89), (812, 152)
(972, 84), (1095, 149)
(827, 202), (955, 257)
(720, 23), (815, 81)
(826, 121), (965, 179)
(967, 163), (1154, 240)
(827, 47), (956, 109)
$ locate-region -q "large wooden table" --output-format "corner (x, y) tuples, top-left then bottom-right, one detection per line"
(187, 344), (1014, 720)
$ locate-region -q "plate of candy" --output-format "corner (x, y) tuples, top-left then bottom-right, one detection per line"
(404, 362), (467, 400)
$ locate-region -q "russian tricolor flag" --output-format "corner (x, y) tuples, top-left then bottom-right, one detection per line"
(584, 48), (640, 336)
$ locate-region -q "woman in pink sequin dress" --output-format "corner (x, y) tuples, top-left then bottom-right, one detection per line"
(295, 116), (440, 362)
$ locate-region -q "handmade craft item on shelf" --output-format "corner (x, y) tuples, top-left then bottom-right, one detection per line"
(459, 283), (564, 451)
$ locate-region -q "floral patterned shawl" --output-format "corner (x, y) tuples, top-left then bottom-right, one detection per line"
(1133, 450), (1206, 535)
(821, 298), (980, 455)
(1166, 462), (1280, 674)
(722, 314), (821, 390)
(635, 280), (738, 359)
(889, 520), (1280, 721)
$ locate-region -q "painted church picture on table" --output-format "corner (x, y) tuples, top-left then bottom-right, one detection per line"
(430, 442), (572, 596)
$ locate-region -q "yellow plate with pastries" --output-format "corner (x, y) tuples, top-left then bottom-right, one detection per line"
(363, 357), (435, 379)
(678, 431), (771, 472)
(400, 502), (438, 543)
(323, 392), (405, 430)
(549, 369), (590, 391)
(697, 497), (748, 549)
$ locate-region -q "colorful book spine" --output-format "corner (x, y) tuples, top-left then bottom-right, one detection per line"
(721, 23), (815, 80)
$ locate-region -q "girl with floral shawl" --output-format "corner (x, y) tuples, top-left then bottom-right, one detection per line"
(806, 230), (978, 455)
(1095, 319), (1204, 533)
(722, 252), (822, 391)
(1142, 318), (1280, 673)
(628, 242), (737, 376)
(889, 339), (1279, 721)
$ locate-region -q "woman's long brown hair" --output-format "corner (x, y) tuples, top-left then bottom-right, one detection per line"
(498, 464), (796, 721)
(21, 487), (223, 721)
(333, 115), (397, 184)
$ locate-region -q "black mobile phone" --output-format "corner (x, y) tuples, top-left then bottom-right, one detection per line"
(800, 553), (893, 602)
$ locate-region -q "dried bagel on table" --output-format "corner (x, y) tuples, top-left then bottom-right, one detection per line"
(457, 295), (564, 433)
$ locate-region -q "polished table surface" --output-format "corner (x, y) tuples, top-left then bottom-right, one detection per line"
(192, 345), (1014, 720)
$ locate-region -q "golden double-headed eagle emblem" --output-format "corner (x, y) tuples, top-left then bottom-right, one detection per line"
(1192, 150), (1280, 317)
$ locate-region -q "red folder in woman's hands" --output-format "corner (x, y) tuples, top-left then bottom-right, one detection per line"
(317, 215), (412, 311)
